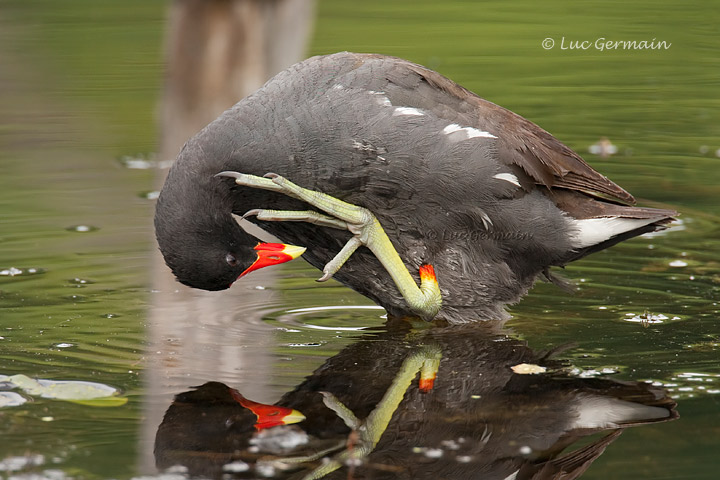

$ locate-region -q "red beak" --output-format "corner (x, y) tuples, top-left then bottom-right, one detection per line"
(239, 243), (306, 278)
(229, 388), (306, 431)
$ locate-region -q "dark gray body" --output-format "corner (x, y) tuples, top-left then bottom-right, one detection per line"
(162, 52), (675, 324)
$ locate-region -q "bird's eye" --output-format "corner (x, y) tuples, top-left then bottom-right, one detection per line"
(225, 253), (238, 267)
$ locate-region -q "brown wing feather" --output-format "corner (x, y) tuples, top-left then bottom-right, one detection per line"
(376, 56), (637, 205)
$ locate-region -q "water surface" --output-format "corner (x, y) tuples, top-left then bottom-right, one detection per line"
(1, 1), (718, 479)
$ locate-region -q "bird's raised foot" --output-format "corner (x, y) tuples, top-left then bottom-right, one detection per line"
(219, 170), (442, 320)
(242, 208), (348, 230)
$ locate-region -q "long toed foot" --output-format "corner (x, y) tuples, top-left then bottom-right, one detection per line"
(216, 171), (442, 320)
(301, 344), (442, 479)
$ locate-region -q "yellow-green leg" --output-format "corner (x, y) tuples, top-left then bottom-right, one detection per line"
(301, 344), (442, 479)
(217, 171), (442, 320)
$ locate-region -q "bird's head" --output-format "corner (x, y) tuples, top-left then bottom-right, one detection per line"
(154, 177), (305, 291)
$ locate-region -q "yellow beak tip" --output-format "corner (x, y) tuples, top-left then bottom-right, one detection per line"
(282, 409), (306, 425)
(282, 244), (307, 260)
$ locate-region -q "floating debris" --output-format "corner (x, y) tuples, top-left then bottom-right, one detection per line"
(647, 373), (720, 399)
(65, 225), (99, 233)
(511, 363), (546, 375)
(624, 312), (680, 324)
(440, 439), (461, 450)
(164, 465), (189, 474)
(118, 154), (160, 169)
(139, 190), (160, 200)
(0, 392), (28, 407)
(588, 137), (618, 158)
(0, 374), (127, 406)
(53, 343), (74, 349)
(0, 454), (45, 472)
(277, 328), (302, 333)
(254, 463), (276, 478)
(424, 448), (444, 459)
(0, 267), (45, 277)
(223, 460), (250, 473)
(249, 425), (310, 455)
(569, 367), (620, 378)
(669, 260), (688, 267)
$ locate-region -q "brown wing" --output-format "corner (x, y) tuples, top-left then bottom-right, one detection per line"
(366, 53), (636, 205)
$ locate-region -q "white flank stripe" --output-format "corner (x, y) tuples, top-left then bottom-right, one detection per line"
(573, 395), (671, 429)
(493, 172), (521, 187)
(570, 216), (659, 248)
(443, 123), (496, 139)
(442, 124), (464, 135)
(393, 107), (424, 116)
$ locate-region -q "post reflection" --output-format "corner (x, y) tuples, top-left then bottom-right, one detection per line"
(154, 320), (677, 479)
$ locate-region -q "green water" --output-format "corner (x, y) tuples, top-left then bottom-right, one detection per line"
(0, 0), (718, 478)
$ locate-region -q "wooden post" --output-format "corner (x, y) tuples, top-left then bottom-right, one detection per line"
(142, 1), (315, 473)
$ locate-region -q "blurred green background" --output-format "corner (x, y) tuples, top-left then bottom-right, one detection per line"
(1, 0), (718, 478)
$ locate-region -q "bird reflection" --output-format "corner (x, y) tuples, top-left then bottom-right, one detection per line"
(154, 320), (677, 479)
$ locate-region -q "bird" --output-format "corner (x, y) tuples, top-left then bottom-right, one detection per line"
(153, 324), (678, 479)
(154, 52), (676, 324)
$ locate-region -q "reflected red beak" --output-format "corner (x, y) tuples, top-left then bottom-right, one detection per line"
(239, 243), (306, 278)
(229, 388), (306, 431)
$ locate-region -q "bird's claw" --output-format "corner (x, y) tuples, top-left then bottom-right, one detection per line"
(242, 209), (262, 219)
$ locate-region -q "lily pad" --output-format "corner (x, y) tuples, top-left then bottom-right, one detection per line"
(4, 374), (126, 406)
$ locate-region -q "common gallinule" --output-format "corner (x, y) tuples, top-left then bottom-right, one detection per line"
(154, 52), (676, 324)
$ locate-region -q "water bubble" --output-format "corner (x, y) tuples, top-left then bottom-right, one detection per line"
(64, 294), (86, 302)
